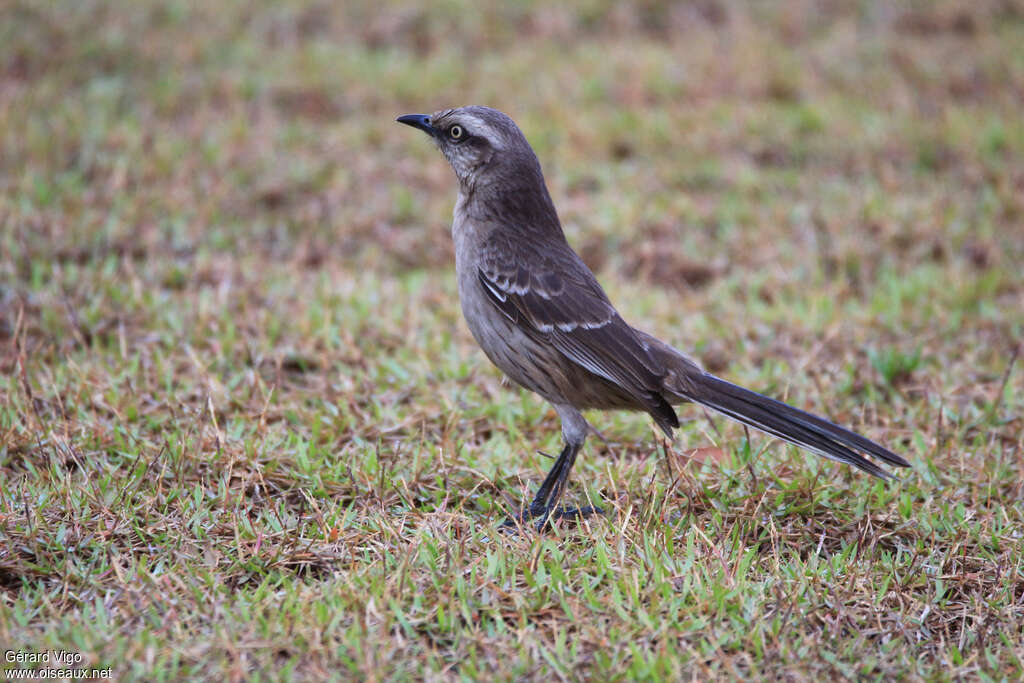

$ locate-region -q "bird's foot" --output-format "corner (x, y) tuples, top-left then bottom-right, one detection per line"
(499, 504), (604, 534)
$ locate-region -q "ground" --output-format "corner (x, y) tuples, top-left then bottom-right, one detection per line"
(2, 0), (1023, 679)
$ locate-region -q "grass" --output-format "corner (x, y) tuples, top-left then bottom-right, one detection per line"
(2, 0), (1024, 679)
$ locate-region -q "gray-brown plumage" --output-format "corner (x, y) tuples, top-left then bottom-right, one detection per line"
(397, 106), (909, 529)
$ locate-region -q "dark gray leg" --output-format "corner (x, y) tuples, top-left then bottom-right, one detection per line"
(501, 404), (603, 532)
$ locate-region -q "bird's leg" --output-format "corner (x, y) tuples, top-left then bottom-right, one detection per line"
(502, 446), (603, 532)
(526, 440), (574, 510)
(499, 405), (602, 532)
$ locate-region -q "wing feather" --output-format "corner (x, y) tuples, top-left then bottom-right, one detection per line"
(476, 233), (679, 432)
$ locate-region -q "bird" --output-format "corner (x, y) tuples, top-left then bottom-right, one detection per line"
(397, 106), (910, 530)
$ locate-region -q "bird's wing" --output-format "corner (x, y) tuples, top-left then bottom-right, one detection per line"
(476, 232), (678, 432)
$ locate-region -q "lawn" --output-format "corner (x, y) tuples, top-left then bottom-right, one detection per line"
(2, 0), (1023, 679)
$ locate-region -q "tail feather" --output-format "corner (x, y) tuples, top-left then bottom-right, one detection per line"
(685, 373), (909, 479)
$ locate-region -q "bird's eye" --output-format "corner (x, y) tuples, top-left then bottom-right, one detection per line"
(449, 125), (464, 140)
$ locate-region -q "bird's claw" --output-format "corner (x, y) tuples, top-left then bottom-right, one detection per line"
(498, 505), (604, 534)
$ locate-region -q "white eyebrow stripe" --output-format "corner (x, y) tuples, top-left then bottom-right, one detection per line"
(459, 113), (489, 131)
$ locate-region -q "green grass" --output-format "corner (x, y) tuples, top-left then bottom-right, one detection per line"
(2, 0), (1024, 679)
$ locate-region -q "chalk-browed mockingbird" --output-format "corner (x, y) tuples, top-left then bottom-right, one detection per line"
(398, 106), (909, 529)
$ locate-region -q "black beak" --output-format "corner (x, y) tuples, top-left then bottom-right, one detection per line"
(396, 113), (435, 136)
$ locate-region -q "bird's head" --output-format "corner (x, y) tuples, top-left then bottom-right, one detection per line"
(397, 106), (541, 190)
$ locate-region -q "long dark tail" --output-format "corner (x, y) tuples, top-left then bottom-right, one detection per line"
(684, 373), (910, 479)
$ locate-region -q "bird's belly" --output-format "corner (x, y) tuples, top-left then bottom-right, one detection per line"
(455, 267), (561, 398)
